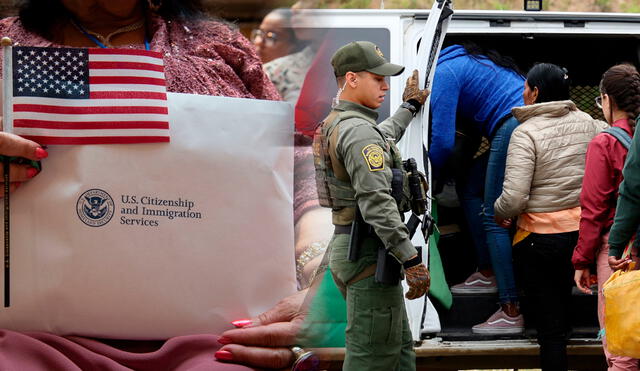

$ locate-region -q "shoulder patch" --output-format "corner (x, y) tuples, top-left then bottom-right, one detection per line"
(362, 144), (385, 172)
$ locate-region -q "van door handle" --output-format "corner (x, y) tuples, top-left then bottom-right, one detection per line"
(490, 19), (511, 27)
(564, 20), (585, 27)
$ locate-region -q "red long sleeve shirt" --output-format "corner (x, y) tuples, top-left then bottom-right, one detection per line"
(573, 119), (634, 270)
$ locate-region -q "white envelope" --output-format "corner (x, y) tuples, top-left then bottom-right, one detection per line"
(0, 93), (297, 340)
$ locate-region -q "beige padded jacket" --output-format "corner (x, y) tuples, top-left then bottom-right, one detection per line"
(494, 100), (607, 219)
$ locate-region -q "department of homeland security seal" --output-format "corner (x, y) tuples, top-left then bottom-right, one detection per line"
(77, 189), (115, 227)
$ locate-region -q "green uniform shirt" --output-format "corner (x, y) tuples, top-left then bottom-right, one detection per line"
(331, 100), (415, 263)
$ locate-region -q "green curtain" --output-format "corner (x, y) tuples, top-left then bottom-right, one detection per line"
(426, 202), (452, 309)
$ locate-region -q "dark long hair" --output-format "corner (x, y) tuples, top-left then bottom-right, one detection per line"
(600, 64), (640, 123)
(460, 42), (523, 76)
(17, 0), (205, 40)
(525, 63), (571, 103)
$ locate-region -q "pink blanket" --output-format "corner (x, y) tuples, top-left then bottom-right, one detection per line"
(0, 330), (257, 371)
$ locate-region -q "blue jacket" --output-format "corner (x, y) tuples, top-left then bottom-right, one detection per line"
(429, 45), (525, 176)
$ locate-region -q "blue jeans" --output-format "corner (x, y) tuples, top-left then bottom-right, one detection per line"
(456, 117), (519, 303)
(483, 116), (520, 304)
(456, 154), (490, 270)
(456, 116), (520, 304)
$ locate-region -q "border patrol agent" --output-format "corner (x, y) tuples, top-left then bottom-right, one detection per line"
(313, 41), (430, 370)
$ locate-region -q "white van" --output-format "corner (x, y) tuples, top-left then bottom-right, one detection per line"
(300, 7), (640, 370)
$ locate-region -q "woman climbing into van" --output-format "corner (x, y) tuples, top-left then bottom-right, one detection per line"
(573, 64), (640, 370)
(430, 42), (526, 335)
(494, 63), (606, 371)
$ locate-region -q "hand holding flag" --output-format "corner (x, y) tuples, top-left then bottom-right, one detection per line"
(0, 41), (170, 307)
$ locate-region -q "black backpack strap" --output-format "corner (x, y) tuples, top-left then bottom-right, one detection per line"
(603, 127), (632, 150)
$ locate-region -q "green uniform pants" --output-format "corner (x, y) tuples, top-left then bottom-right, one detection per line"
(329, 233), (415, 371)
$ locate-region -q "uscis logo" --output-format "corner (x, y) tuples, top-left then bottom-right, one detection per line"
(77, 189), (115, 227)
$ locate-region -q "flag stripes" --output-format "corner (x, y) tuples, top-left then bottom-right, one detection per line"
(11, 46), (170, 144)
(14, 120), (169, 130)
(20, 136), (170, 145)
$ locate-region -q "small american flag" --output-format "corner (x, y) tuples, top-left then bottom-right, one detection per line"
(8, 46), (169, 145)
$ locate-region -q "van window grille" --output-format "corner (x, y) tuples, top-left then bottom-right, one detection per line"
(571, 85), (604, 121)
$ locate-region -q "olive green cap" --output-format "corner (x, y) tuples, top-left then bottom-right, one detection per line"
(331, 41), (405, 77)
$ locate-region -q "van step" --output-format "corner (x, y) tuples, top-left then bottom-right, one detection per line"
(312, 339), (606, 371)
(433, 292), (599, 340)
(433, 327), (600, 341)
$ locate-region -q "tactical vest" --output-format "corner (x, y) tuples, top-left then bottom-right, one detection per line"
(312, 110), (413, 214)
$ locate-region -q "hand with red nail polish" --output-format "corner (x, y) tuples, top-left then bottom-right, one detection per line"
(0, 123), (46, 162)
(0, 128), (47, 198)
(217, 289), (309, 369)
(231, 319), (252, 328)
(214, 350), (234, 361)
(26, 168), (38, 179)
(35, 147), (48, 159)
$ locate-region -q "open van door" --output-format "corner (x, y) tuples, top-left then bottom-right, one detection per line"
(397, 0), (454, 341)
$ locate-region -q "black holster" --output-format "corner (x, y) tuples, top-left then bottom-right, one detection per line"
(347, 207), (366, 262)
(348, 207), (402, 284)
(375, 245), (402, 285)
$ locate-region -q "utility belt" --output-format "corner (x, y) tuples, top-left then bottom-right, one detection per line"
(336, 157), (435, 285)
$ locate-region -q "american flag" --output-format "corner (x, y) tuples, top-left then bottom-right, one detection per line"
(8, 46), (169, 145)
